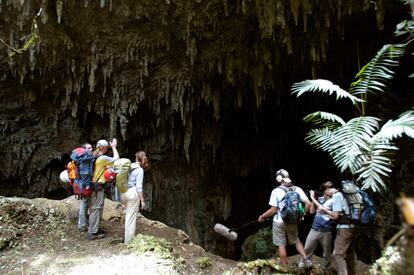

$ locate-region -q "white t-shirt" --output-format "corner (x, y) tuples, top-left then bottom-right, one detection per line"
(269, 185), (309, 223)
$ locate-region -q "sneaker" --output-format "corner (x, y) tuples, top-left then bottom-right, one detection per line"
(88, 233), (105, 240)
(298, 258), (313, 269)
(298, 258), (306, 269)
(305, 259), (313, 268)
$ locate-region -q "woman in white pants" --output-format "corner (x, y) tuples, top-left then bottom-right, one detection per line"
(121, 151), (149, 244)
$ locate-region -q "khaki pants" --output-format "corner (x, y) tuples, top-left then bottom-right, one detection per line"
(304, 229), (332, 266)
(333, 228), (356, 275)
(88, 190), (105, 234)
(78, 197), (90, 229)
(121, 187), (140, 244)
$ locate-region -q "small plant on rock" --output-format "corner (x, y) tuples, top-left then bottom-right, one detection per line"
(195, 256), (212, 269)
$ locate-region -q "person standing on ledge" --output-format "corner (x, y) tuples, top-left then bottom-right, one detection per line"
(87, 138), (119, 240)
(77, 142), (93, 232)
(121, 150), (149, 244)
(258, 169), (311, 267)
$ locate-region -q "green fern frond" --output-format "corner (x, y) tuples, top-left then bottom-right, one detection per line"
(394, 19), (414, 37)
(303, 111), (346, 130)
(350, 44), (405, 96)
(304, 128), (334, 152)
(329, 117), (380, 173)
(291, 79), (364, 104)
(356, 134), (400, 191)
(374, 109), (414, 140)
(357, 153), (394, 192)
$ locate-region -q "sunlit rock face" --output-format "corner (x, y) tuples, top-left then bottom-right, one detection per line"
(0, 0), (408, 257)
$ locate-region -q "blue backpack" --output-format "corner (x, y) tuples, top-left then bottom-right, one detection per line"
(278, 186), (304, 224)
(70, 147), (95, 198)
(341, 180), (376, 225)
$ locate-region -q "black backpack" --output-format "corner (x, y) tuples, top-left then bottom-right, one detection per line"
(341, 180), (376, 225)
(278, 186), (305, 224)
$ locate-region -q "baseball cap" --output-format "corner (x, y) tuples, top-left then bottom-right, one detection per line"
(275, 169), (292, 184)
(96, 139), (109, 148)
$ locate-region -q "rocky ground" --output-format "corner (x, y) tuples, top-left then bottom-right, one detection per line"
(0, 195), (371, 274)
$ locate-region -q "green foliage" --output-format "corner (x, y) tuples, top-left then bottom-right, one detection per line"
(128, 234), (175, 260)
(291, 18), (414, 191)
(241, 227), (276, 261)
(369, 246), (402, 274)
(350, 44), (405, 97)
(303, 111), (346, 129)
(292, 79), (364, 104)
(195, 256), (212, 269)
(243, 259), (288, 274)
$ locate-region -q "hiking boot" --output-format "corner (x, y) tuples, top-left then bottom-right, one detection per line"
(78, 227), (88, 232)
(88, 233), (105, 240)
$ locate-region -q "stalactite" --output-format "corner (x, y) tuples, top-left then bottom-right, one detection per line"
(56, 0), (63, 24)
(375, 0), (385, 31)
(186, 36), (197, 66)
(222, 0), (229, 16)
(183, 114), (192, 161)
(301, 0), (312, 32)
(289, 0), (301, 26)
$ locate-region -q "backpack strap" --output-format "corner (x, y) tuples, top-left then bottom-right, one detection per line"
(277, 185), (296, 193)
(338, 191), (351, 224)
(276, 185), (297, 204)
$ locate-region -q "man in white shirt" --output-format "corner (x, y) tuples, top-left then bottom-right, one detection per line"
(258, 169), (311, 266)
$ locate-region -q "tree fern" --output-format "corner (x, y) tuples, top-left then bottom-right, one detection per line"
(291, 15), (413, 191)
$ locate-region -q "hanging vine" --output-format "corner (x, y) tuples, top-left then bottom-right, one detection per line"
(0, 7), (43, 57)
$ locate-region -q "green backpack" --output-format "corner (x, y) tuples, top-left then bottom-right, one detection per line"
(113, 158), (131, 193)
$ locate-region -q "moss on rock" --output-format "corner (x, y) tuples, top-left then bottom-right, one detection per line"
(127, 234), (174, 260)
(195, 256), (212, 269)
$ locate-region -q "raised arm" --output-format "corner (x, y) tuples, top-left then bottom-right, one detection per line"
(110, 138), (120, 160)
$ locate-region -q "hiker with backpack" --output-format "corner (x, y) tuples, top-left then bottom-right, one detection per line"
(121, 151), (149, 244)
(330, 183), (356, 275)
(330, 180), (376, 275)
(77, 142), (94, 231)
(257, 169), (311, 266)
(88, 138), (119, 240)
(302, 181), (336, 269)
